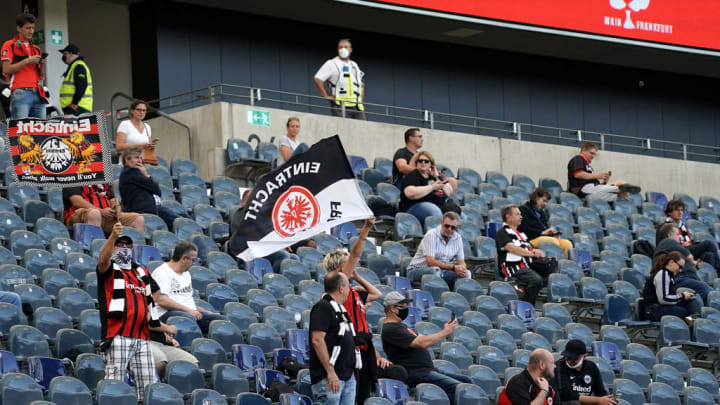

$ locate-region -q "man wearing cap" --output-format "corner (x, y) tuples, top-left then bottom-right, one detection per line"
(59, 43), (92, 114)
(498, 348), (558, 405)
(309, 271), (357, 405)
(381, 291), (472, 405)
(96, 222), (159, 403)
(552, 340), (616, 405)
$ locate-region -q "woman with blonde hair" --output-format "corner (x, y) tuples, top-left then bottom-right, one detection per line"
(398, 150), (455, 224)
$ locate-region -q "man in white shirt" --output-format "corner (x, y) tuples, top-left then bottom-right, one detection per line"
(152, 241), (225, 333)
(313, 39), (366, 120)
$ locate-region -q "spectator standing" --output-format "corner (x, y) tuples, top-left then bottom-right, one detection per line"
(398, 150), (456, 224)
(498, 349), (558, 405)
(1, 13), (47, 119)
(567, 142), (639, 202)
(552, 340), (615, 405)
(518, 188), (573, 258)
(314, 39), (366, 120)
(392, 128), (423, 188)
(119, 148), (189, 229)
(309, 271), (357, 405)
(322, 218), (407, 405)
(642, 251), (702, 322)
(654, 223), (711, 302)
(664, 199), (720, 271)
(277, 117), (309, 166)
(96, 223), (158, 402)
(116, 100), (158, 164)
(63, 183), (145, 234)
(58, 44), (92, 115)
(152, 241), (225, 333)
(381, 291), (472, 404)
(496, 204), (548, 305)
(406, 211), (468, 289)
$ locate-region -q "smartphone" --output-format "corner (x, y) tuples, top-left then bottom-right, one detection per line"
(553, 231), (562, 236)
(41, 53), (48, 59)
(450, 313), (456, 322)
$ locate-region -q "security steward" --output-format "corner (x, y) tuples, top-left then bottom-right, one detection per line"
(313, 39), (366, 120)
(59, 44), (92, 115)
(552, 340), (617, 405)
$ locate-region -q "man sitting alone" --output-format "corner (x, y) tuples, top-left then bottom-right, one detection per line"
(567, 142), (640, 202)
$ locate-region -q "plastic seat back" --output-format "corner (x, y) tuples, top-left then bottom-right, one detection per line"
(416, 383), (451, 405)
(0, 372), (44, 404)
(165, 360), (204, 395)
(376, 378), (410, 404)
(48, 376), (92, 404)
(612, 378), (645, 405)
(145, 382), (184, 405)
(97, 379), (137, 405)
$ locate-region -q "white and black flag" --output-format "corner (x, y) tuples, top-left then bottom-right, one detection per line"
(232, 135), (373, 261)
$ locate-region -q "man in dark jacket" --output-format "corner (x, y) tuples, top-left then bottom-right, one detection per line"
(552, 340), (616, 405)
(119, 147), (188, 228)
(518, 188), (572, 258)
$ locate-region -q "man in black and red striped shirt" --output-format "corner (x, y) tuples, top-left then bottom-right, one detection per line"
(63, 183), (145, 234)
(97, 222), (158, 402)
(322, 218), (407, 405)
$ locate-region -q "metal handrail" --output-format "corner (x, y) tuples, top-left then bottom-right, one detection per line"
(122, 84), (719, 164)
(109, 92), (194, 160)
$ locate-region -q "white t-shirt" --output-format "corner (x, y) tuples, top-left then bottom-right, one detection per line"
(314, 57), (354, 86)
(152, 263), (196, 317)
(117, 120), (152, 146)
(277, 136), (299, 166)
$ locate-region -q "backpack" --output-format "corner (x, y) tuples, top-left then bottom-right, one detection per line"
(632, 240), (655, 258)
(264, 381), (295, 402)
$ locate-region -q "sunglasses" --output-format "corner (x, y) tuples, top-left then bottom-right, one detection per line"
(417, 159), (431, 164)
(135, 108), (147, 112)
(115, 242), (132, 248)
(443, 224), (457, 231)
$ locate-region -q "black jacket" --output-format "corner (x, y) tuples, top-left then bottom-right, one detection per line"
(552, 358), (607, 402)
(518, 201), (549, 241)
(119, 166), (161, 215)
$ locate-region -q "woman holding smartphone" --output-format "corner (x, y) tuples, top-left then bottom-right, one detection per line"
(398, 150), (456, 224)
(642, 251), (702, 322)
(518, 188), (573, 258)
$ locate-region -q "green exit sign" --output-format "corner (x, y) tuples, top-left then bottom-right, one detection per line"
(247, 109), (270, 127)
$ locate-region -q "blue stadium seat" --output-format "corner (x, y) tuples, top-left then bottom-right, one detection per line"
(0, 212), (25, 243)
(211, 363), (248, 399)
(245, 289), (277, 315)
(497, 314), (526, 342)
(41, 268), (78, 297)
(244, 258), (272, 285)
(10, 230), (44, 259)
(619, 268), (645, 290)
(475, 345), (509, 376)
(206, 283), (239, 312)
(439, 342), (472, 371)
(361, 168), (387, 190)
(166, 316), (203, 349)
(27, 356), (66, 392)
(648, 382), (680, 405)
(520, 332), (551, 352)
(533, 317), (565, 347)
(421, 275), (449, 302)
(619, 359), (650, 387)
(48, 237), (84, 262)
(507, 300), (536, 329)
(282, 294), (312, 316)
(14, 284), (51, 312)
(580, 276), (607, 301)
(145, 382), (184, 405)
(652, 364), (685, 394)
(0, 372), (44, 403)
(54, 328), (93, 360)
(247, 323), (283, 354)
(64, 252), (96, 282)
(376, 378), (410, 405)
(416, 383), (451, 405)
(683, 386), (714, 405)
(75, 353), (105, 393)
(32, 307), (70, 342)
(462, 311), (493, 337)
(97, 379), (137, 405)
(657, 347), (692, 375)
(279, 259), (311, 285)
(565, 322), (594, 350)
(254, 368), (287, 395)
(440, 292), (470, 319)
(132, 245), (163, 268)
(687, 368), (719, 397)
(165, 360), (204, 396)
(262, 273), (294, 300)
(612, 378), (645, 405)
(511, 174), (535, 194)
(34, 217), (69, 245)
(171, 158), (199, 177)
(547, 273), (578, 303)
(659, 315), (695, 347)
(297, 279), (323, 303)
(263, 306), (297, 333)
(231, 344), (267, 379)
(474, 296), (505, 325)
(90, 238), (106, 259)
(57, 287), (94, 320)
(559, 192), (582, 212)
(488, 281), (518, 306)
(408, 289), (435, 318)
(393, 213), (423, 240)
(485, 329), (516, 357)
(626, 342), (656, 370)
(590, 261), (618, 285)
(367, 254), (395, 280)
(468, 365), (501, 400)
(173, 217), (203, 241)
(191, 338), (227, 371)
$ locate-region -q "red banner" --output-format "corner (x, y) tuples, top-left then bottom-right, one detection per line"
(375, 0), (720, 51)
(3, 112), (113, 187)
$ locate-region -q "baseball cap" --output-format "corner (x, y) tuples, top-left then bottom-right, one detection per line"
(58, 44), (80, 54)
(384, 291), (412, 307)
(114, 235), (133, 246)
(562, 339), (587, 360)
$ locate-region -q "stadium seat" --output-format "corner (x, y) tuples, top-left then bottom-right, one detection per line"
(245, 289), (278, 315)
(247, 323), (283, 354)
(547, 273), (578, 302)
(41, 268), (78, 297)
(75, 353), (105, 393)
(687, 368), (719, 397)
(254, 368), (287, 395)
(565, 323), (594, 350)
(263, 305), (297, 333)
(173, 217), (203, 241)
(497, 314), (526, 342)
(47, 376), (92, 404)
(612, 378), (645, 405)
(421, 275), (450, 302)
(10, 230), (44, 259)
(262, 273), (294, 300)
(590, 261), (618, 285)
(533, 317), (564, 348)
(394, 213), (423, 240)
(657, 347), (692, 374)
(511, 174), (535, 194)
(416, 383), (451, 405)
(599, 324), (631, 352)
(440, 342), (473, 371)
(165, 360), (204, 396)
(210, 363), (248, 399)
(440, 292), (470, 319)
(48, 237), (84, 262)
(538, 178), (562, 199)
(488, 281), (518, 306)
(659, 315), (695, 347)
(462, 311), (494, 337)
(458, 168), (482, 190)
(206, 283), (239, 312)
(468, 365), (501, 400)
(683, 386), (714, 405)
(145, 382), (184, 405)
(647, 382), (680, 405)
(32, 307), (70, 343)
(652, 364), (685, 394)
(27, 356), (66, 393)
(451, 325), (482, 352)
(625, 342), (656, 370)
(191, 338), (227, 371)
(619, 359), (651, 387)
(64, 252), (96, 282)
(13, 284), (51, 312)
(97, 379), (137, 405)
(619, 268), (645, 290)
(485, 171), (508, 191)
(475, 345), (509, 376)
(520, 332), (551, 352)
(0, 372), (44, 403)
(485, 329), (516, 357)
(559, 192), (583, 212)
(57, 287), (94, 320)
(166, 316), (203, 349)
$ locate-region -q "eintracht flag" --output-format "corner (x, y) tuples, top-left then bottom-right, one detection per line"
(232, 135), (373, 261)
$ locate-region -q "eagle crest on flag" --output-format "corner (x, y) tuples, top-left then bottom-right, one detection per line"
(62, 131), (96, 173)
(17, 134), (45, 175)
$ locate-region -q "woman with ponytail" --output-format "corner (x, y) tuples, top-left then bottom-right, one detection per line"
(642, 251), (701, 322)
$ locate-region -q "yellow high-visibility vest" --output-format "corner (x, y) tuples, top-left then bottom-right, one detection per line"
(59, 59), (93, 111)
(331, 58), (364, 111)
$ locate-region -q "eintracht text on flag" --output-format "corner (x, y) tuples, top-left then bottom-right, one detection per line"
(232, 135), (373, 261)
(3, 112), (113, 187)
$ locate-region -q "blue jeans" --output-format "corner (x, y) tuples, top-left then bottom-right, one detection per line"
(0, 291), (22, 309)
(10, 88), (46, 119)
(407, 202), (443, 225)
(689, 240), (720, 271)
(157, 205), (190, 229)
(160, 310), (226, 334)
(412, 370), (473, 405)
(674, 274), (711, 302)
(312, 375), (356, 405)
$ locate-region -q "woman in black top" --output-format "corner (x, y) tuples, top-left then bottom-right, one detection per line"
(398, 151), (454, 224)
(642, 251), (702, 322)
(518, 188), (573, 258)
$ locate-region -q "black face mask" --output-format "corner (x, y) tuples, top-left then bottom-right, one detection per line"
(397, 307), (409, 320)
(62, 54), (67, 64)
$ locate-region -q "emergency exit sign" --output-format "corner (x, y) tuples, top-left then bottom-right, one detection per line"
(247, 109), (270, 127)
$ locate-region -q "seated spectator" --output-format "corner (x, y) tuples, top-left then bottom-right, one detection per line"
(116, 99), (158, 164)
(398, 151), (458, 225)
(552, 340), (615, 405)
(518, 188), (573, 258)
(119, 148), (189, 229)
(323, 218), (407, 405)
(277, 117), (308, 167)
(653, 223), (711, 301)
(567, 142), (640, 202)
(498, 349), (558, 405)
(63, 183), (145, 234)
(152, 241), (225, 333)
(496, 204), (550, 305)
(148, 320), (198, 379)
(642, 251), (701, 322)
(381, 291), (472, 404)
(664, 199), (720, 271)
(406, 211), (468, 289)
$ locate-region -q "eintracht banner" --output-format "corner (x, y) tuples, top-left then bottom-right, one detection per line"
(233, 135), (373, 261)
(3, 112), (113, 187)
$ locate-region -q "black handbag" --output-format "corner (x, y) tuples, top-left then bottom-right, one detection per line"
(530, 256), (557, 277)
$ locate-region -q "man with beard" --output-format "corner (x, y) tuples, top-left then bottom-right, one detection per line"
(498, 348), (558, 405)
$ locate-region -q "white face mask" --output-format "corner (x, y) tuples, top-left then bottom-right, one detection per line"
(112, 248), (133, 269)
(338, 48), (350, 59)
(566, 357), (584, 370)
